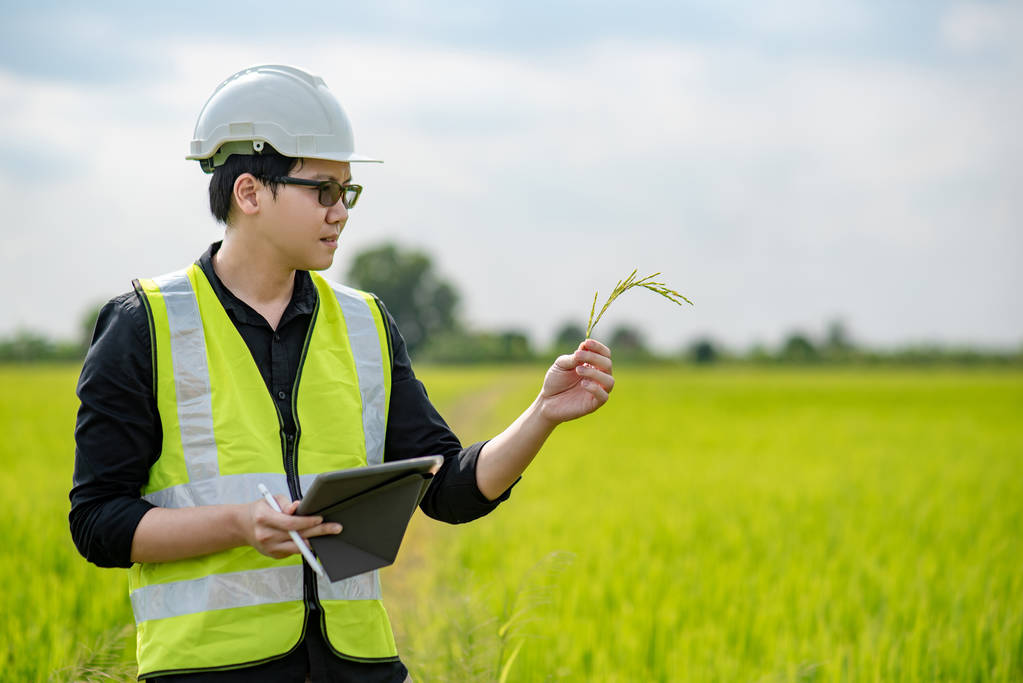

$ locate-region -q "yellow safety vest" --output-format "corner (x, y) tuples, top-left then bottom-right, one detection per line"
(128, 263), (396, 678)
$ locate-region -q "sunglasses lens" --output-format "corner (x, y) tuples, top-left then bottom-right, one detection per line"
(343, 186), (359, 208)
(312, 181), (360, 208)
(318, 182), (343, 207)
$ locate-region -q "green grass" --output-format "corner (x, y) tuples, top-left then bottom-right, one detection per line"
(0, 365), (135, 682)
(397, 366), (1023, 682)
(2, 364), (1021, 681)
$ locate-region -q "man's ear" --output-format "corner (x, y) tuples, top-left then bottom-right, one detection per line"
(232, 173), (261, 217)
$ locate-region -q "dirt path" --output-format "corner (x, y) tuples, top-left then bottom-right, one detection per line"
(383, 377), (517, 622)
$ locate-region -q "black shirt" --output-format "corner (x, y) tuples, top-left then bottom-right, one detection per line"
(70, 243), (513, 682)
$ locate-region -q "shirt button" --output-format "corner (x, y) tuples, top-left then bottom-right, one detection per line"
(277, 390), (287, 400)
(273, 333), (281, 342)
(286, 433), (295, 442)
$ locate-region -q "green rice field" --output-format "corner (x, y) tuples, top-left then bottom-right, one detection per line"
(2, 364), (1021, 681)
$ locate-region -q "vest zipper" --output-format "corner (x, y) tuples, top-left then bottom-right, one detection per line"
(287, 295), (317, 497)
(289, 297), (319, 613)
(284, 286), (398, 663)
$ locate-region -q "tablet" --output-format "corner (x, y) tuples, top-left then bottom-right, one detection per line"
(297, 455), (444, 516)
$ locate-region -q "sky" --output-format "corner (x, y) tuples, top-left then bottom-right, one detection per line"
(1, 1), (1021, 353)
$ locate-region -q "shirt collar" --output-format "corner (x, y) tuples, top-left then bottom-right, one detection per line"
(197, 242), (317, 328)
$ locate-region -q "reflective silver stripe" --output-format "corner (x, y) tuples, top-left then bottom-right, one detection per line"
(143, 472), (290, 508)
(299, 473), (318, 495)
(131, 565), (304, 624)
(131, 565), (384, 623)
(326, 281), (386, 466)
(153, 269), (219, 482)
(318, 569), (382, 601)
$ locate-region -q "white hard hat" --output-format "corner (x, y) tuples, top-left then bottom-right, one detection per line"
(186, 64), (381, 173)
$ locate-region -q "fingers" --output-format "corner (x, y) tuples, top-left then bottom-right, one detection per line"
(257, 502), (322, 532)
(554, 352), (578, 371)
(573, 349), (613, 374)
(265, 521), (343, 557)
(556, 340), (612, 371)
(299, 521), (344, 539)
(576, 363), (615, 394)
(578, 338), (611, 356)
(579, 376), (611, 403)
(550, 340), (614, 395)
(249, 497), (342, 558)
(574, 339), (614, 398)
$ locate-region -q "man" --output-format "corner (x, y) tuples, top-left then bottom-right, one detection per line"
(70, 64), (614, 682)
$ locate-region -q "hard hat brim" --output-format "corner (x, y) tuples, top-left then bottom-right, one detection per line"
(185, 142), (382, 172)
(185, 148), (382, 164)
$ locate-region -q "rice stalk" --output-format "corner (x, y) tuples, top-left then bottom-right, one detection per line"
(586, 270), (692, 338)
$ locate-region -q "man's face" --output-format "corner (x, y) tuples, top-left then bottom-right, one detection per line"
(253, 158), (353, 272)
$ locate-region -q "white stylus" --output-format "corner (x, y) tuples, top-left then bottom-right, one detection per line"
(257, 483), (327, 579)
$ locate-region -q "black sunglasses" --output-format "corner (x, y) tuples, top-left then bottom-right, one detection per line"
(272, 176), (362, 208)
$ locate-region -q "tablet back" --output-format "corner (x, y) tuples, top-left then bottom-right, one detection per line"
(307, 473), (434, 582)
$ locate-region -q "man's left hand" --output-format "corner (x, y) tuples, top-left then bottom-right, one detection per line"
(538, 339), (614, 424)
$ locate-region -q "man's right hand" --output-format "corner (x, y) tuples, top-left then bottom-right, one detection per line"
(243, 495), (343, 559)
(130, 498), (342, 564)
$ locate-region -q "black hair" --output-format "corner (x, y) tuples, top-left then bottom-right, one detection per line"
(208, 144), (300, 224)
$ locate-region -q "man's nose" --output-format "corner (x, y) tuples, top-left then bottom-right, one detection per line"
(326, 200), (348, 224)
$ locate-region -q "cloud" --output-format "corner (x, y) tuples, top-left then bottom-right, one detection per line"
(0, 1), (935, 89)
(939, 2), (1023, 54)
(0, 6), (173, 84)
(1, 26), (1020, 349)
(730, 0), (874, 35)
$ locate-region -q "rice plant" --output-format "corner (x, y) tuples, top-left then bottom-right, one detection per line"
(586, 270), (692, 337)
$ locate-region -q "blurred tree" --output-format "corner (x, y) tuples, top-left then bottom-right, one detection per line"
(0, 330), (54, 361)
(825, 319), (854, 352)
(418, 328), (536, 364)
(552, 321), (586, 351)
(749, 342), (771, 364)
(609, 324), (649, 357)
(687, 337), (719, 364)
(345, 243), (460, 356)
(79, 304), (103, 356)
(0, 330), (82, 362)
(780, 332), (818, 363)
(497, 330), (533, 359)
